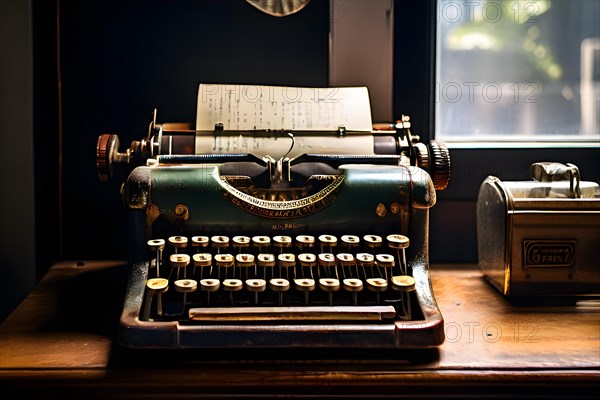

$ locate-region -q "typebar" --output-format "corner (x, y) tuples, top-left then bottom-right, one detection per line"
(188, 306), (397, 321)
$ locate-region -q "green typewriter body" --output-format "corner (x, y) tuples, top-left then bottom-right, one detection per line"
(97, 108), (450, 349)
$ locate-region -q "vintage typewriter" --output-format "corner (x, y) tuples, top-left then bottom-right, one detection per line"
(96, 85), (450, 349)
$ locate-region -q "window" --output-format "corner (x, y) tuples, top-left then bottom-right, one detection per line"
(436, 0), (600, 145)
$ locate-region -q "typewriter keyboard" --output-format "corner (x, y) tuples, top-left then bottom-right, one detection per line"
(142, 234), (420, 323)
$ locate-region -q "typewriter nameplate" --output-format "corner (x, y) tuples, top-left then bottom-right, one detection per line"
(219, 176), (344, 218)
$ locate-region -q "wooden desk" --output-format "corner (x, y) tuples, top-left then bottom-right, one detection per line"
(1, 261), (598, 399)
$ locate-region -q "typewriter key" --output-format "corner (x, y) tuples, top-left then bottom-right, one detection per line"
(277, 253), (295, 280)
(318, 278), (340, 306)
(295, 235), (315, 250)
(233, 236), (251, 251)
(391, 275), (415, 320)
(364, 235), (383, 251)
(191, 236), (209, 248)
(269, 278), (290, 305)
(174, 279), (197, 315)
(318, 235), (337, 253)
(375, 254), (394, 281)
(387, 234), (410, 275)
(170, 253), (190, 279)
(142, 278), (169, 321)
(257, 253), (275, 280)
(168, 236), (188, 252)
(246, 278), (266, 304)
(200, 278), (220, 305)
(273, 235), (292, 251)
(318, 253), (336, 279)
(375, 254), (395, 268)
(211, 235), (230, 251)
(341, 235), (360, 251)
(236, 254), (255, 280)
(342, 278), (363, 306)
(193, 253), (212, 279)
(366, 278), (388, 304)
(223, 279), (243, 305)
(356, 253), (376, 282)
(215, 254), (234, 279)
(236, 253), (254, 267)
(252, 236), (271, 251)
(147, 239), (165, 277)
(294, 278), (316, 305)
(298, 253), (317, 267)
(391, 275), (416, 292)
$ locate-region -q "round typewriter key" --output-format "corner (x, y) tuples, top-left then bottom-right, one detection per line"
(147, 239), (165, 251)
(295, 235), (315, 250)
(294, 278), (315, 305)
(318, 278), (340, 291)
(356, 253), (375, 266)
(257, 253), (276, 267)
(200, 278), (220, 292)
(318, 234), (337, 250)
(273, 235), (292, 250)
(168, 236), (188, 251)
(341, 235), (360, 249)
(366, 277), (388, 304)
(298, 253), (317, 267)
(223, 279), (243, 291)
(193, 253), (212, 267)
(174, 279), (197, 293)
(214, 254), (234, 267)
(236, 253), (255, 268)
(246, 278), (266, 304)
(343, 277), (363, 290)
(343, 278), (363, 305)
(387, 234), (409, 249)
(318, 253), (335, 267)
(294, 278), (316, 291)
(319, 278), (340, 306)
(233, 236), (251, 250)
(270, 278), (290, 305)
(142, 278), (169, 321)
(147, 239), (165, 277)
(364, 235), (383, 249)
(191, 236), (209, 248)
(252, 236), (271, 249)
(366, 278), (388, 291)
(211, 235), (230, 249)
(336, 253), (355, 266)
(200, 278), (219, 305)
(170, 253), (190, 279)
(391, 275), (416, 292)
(174, 278), (197, 315)
(146, 277), (169, 293)
(170, 253), (190, 268)
(223, 278), (243, 305)
(277, 253), (296, 268)
(246, 278), (266, 291)
(269, 278), (290, 291)
(375, 254), (395, 268)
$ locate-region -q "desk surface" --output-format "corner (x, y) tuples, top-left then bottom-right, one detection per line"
(1, 261), (598, 399)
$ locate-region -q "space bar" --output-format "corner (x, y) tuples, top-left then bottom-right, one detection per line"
(188, 306), (397, 321)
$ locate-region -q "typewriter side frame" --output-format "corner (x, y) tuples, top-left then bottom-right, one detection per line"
(118, 163), (445, 349)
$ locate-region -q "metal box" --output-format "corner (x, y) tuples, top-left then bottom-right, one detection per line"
(477, 162), (600, 300)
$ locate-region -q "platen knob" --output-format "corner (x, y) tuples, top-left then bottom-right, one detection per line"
(428, 140), (451, 191)
(414, 140), (451, 191)
(96, 134), (131, 182)
(96, 134), (119, 182)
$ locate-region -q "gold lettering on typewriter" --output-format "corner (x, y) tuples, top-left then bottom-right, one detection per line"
(219, 176), (344, 219)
